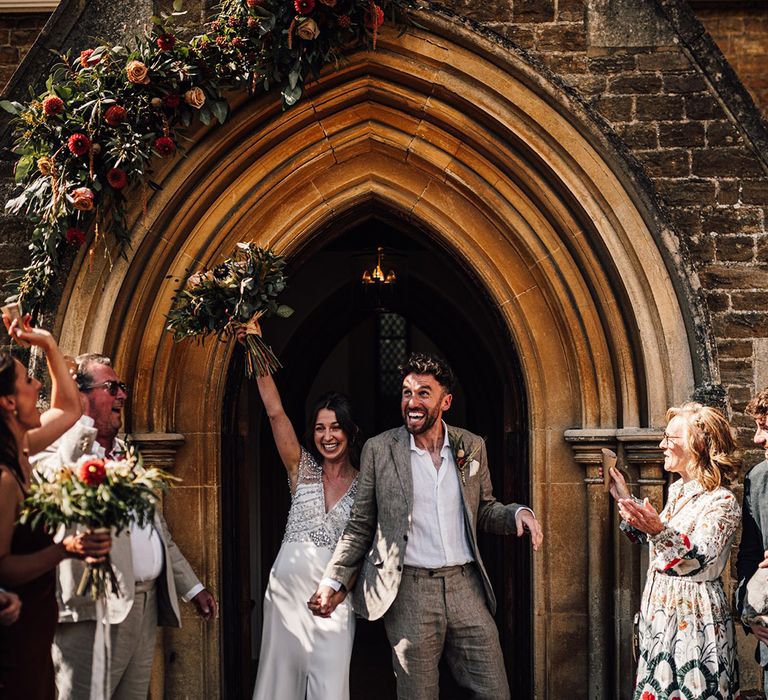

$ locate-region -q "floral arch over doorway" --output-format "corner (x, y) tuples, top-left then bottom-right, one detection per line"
(52, 14), (699, 697)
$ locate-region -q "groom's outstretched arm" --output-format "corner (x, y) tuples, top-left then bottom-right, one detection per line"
(310, 439), (379, 615)
(475, 440), (543, 550)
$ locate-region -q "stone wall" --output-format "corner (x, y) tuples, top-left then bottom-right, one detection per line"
(698, 5), (768, 118)
(0, 12), (49, 89)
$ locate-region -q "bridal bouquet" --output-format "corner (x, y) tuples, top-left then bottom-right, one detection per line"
(166, 243), (294, 377)
(20, 451), (176, 600)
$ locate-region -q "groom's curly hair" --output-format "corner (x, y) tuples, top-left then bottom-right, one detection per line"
(747, 387), (768, 419)
(398, 353), (455, 392)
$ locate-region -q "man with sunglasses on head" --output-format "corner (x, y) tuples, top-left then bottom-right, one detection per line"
(31, 353), (217, 700)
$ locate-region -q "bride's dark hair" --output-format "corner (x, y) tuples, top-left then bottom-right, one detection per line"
(305, 392), (361, 468)
(0, 352), (23, 484)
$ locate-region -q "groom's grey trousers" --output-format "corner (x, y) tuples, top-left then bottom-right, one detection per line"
(382, 563), (510, 700)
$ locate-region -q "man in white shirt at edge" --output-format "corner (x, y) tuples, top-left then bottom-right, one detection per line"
(31, 353), (217, 700)
(310, 352), (543, 699)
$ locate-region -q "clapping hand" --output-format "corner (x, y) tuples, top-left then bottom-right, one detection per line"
(617, 497), (664, 537)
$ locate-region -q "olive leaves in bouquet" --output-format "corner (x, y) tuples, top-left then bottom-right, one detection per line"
(166, 242), (294, 377)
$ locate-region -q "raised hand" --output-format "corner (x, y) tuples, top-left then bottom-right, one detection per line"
(3, 314), (53, 351)
(607, 466), (631, 502)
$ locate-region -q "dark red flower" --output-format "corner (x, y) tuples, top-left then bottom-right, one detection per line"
(104, 104), (127, 126)
(247, 17), (258, 29)
(79, 459), (107, 486)
(231, 36), (244, 49)
(365, 4), (384, 29)
(67, 133), (91, 157)
(215, 35), (227, 47)
(156, 33), (177, 51)
(294, 0), (315, 13)
(107, 168), (127, 189)
(337, 14), (351, 28)
(154, 136), (176, 157)
(246, 0), (263, 6)
(65, 227), (86, 246)
(163, 93), (181, 109)
(227, 15), (240, 27)
(42, 95), (64, 117)
(79, 49), (100, 68)
(210, 19), (222, 31)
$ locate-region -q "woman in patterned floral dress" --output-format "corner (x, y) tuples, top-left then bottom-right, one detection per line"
(241, 323), (360, 700)
(608, 402), (741, 700)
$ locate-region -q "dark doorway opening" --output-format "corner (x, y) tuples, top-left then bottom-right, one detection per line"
(221, 216), (531, 699)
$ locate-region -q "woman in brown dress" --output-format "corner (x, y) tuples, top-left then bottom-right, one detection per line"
(0, 314), (111, 699)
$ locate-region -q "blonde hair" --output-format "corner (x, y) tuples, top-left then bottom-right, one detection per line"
(666, 402), (740, 491)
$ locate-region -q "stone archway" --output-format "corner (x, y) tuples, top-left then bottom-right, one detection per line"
(51, 15), (698, 698)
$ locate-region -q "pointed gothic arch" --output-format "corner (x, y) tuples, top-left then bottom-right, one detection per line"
(51, 16), (699, 696)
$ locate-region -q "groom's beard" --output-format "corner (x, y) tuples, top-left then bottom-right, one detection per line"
(402, 405), (441, 435)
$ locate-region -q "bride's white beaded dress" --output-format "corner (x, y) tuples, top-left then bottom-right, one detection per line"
(252, 448), (358, 700)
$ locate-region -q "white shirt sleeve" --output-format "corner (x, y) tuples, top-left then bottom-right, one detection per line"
(515, 506), (535, 525)
(320, 577), (343, 592)
(182, 583), (205, 602)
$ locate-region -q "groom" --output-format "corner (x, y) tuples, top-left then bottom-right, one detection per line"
(310, 352), (543, 699)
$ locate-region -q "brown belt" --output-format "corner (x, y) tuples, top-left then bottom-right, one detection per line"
(134, 579), (157, 593)
(402, 563), (473, 578)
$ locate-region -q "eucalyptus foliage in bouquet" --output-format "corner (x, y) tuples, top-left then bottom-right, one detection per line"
(166, 242), (294, 377)
(20, 450), (177, 600)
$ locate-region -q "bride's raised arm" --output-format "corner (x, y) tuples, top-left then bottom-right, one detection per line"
(237, 323), (301, 490)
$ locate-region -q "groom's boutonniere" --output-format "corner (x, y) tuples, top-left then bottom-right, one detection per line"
(448, 433), (482, 486)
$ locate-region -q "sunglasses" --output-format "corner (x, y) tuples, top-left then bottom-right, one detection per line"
(81, 380), (128, 396)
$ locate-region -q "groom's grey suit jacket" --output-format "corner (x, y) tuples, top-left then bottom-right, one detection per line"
(324, 424), (525, 621)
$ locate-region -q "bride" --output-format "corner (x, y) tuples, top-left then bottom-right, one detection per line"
(240, 322), (360, 700)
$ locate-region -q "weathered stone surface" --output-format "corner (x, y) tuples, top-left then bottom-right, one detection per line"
(700, 265), (768, 289)
(636, 149), (690, 177)
(586, 0), (676, 48)
(659, 121), (705, 148)
(663, 72), (709, 95)
(716, 235), (755, 263)
(657, 178), (715, 206)
(692, 149), (764, 178)
(636, 94), (685, 120)
(514, 0), (554, 22)
(617, 123), (657, 149)
(732, 291), (768, 312)
(713, 312), (768, 338)
(636, 50), (692, 73)
(607, 73), (663, 95)
(590, 94), (633, 121)
(685, 94), (726, 120)
(705, 208), (763, 235)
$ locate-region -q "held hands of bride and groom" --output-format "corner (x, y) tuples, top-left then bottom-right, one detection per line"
(307, 508), (542, 619)
(604, 466), (664, 537)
